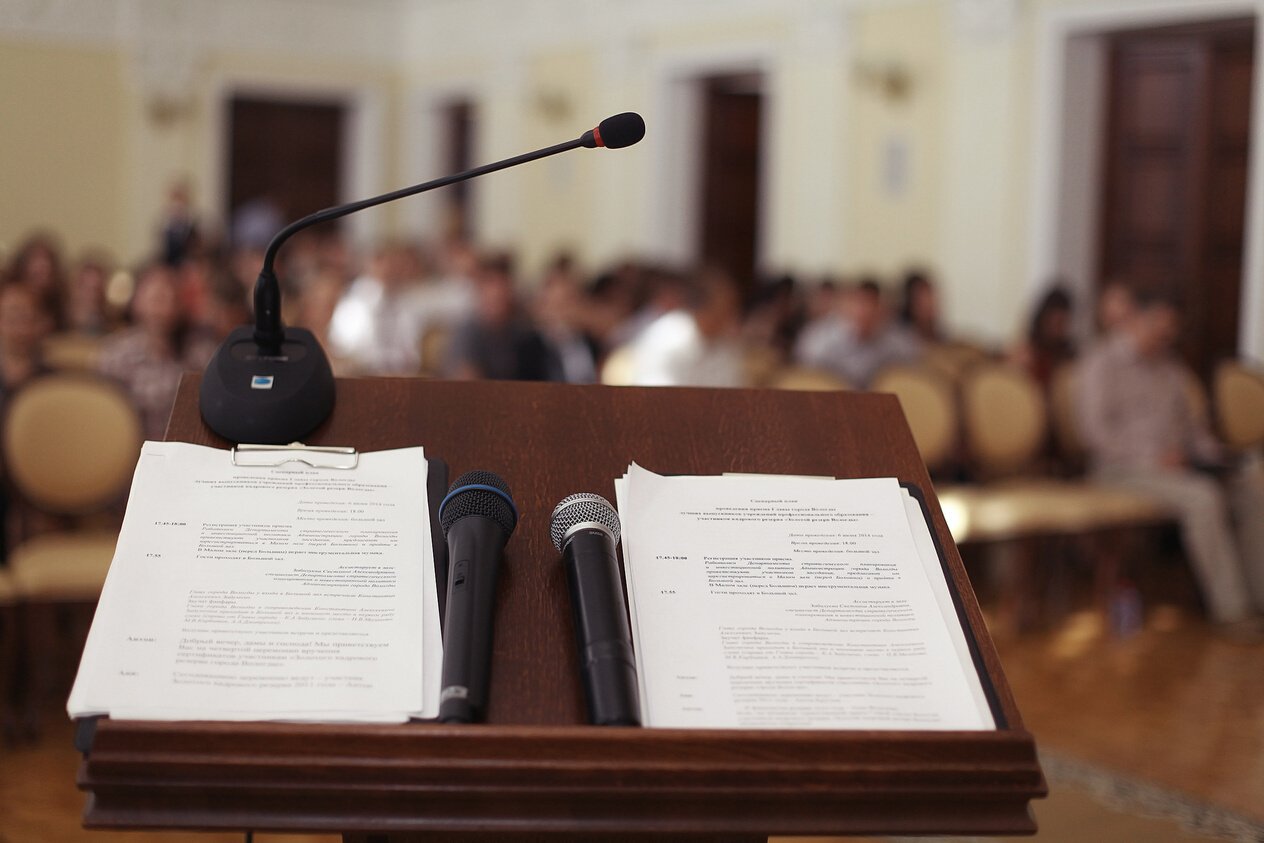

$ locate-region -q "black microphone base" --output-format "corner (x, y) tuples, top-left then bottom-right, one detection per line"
(199, 325), (335, 444)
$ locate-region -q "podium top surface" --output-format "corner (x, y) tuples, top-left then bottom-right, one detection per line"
(166, 375), (1015, 727)
(77, 375), (1043, 838)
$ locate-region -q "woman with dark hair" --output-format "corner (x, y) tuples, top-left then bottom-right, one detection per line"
(1013, 285), (1075, 389)
(6, 231), (67, 331)
(898, 269), (942, 344)
(98, 261), (217, 440)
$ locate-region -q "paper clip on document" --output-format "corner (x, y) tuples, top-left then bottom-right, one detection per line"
(231, 442), (360, 470)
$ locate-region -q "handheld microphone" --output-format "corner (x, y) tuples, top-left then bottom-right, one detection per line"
(438, 470), (518, 723)
(198, 111), (646, 444)
(550, 493), (641, 726)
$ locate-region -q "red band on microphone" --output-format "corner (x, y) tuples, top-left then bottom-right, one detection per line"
(592, 125), (605, 148)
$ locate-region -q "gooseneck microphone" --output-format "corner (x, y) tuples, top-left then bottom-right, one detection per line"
(550, 493), (641, 726)
(198, 112), (647, 444)
(438, 470), (518, 723)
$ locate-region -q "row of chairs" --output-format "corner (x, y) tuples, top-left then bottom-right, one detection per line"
(1, 374), (142, 737)
(881, 357), (1264, 629)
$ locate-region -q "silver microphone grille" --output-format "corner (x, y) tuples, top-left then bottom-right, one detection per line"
(549, 492), (621, 552)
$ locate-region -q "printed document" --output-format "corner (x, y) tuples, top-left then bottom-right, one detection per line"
(615, 464), (993, 730)
(68, 441), (441, 722)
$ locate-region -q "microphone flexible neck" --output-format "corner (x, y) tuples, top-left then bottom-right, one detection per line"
(252, 135), (586, 349)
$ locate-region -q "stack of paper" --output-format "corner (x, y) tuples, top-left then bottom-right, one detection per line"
(614, 464), (994, 730)
(68, 442), (442, 723)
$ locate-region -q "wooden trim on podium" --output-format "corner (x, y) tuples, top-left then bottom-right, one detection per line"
(77, 375), (1046, 838)
(81, 722), (1042, 836)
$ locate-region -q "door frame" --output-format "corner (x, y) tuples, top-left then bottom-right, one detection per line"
(648, 42), (778, 272)
(208, 75), (384, 251)
(1027, 0), (1264, 358)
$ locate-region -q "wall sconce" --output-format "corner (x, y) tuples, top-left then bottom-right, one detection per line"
(533, 88), (573, 124)
(132, 41), (202, 126)
(854, 60), (914, 103)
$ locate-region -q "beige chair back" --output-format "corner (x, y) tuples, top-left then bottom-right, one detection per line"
(742, 345), (782, 388)
(871, 365), (957, 471)
(1215, 360), (1264, 449)
(960, 362), (1047, 477)
(3, 374), (142, 514)
(767, 366), (850, 392)
(418, 325), (451, 377)
(42, 332), (104, 371)
(922, 340), (989, 385)
(600, 345), (637, 386)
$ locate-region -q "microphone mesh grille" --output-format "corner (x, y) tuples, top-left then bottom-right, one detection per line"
(550, 492), (621, 551)
(440, 470), (517, 536)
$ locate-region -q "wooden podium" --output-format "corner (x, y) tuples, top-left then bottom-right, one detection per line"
(77, 375), (1046, 840)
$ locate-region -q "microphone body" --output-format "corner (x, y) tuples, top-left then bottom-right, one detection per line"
(438, 471), (518, 723)
(551, 494), (641, 726)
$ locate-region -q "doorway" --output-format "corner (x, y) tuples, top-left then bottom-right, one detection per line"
(697, 73), (764, 293)
(1098, 18), (1255, 376)
(227, 96), (348, 244)
(438, 99), (477, 242)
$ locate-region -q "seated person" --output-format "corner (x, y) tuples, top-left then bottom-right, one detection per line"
(795, 279), (921, 388)
(626, 267), (743, 388)
(99, 261), (215, 441)
(444, 253), (558, 382)
(1076, 290), (1264, 637)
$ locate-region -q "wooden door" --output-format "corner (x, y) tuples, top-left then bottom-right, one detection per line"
(698, 74), (763, 292)
(440, 99), (477, 242)
(228, 96), (346, 240)
(1099, 19), (1255, 377)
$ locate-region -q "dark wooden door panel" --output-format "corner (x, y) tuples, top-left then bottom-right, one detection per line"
(1099, 18), (1254, 377)
(699, 75), (763, 291)
(228, 96), (346, 235)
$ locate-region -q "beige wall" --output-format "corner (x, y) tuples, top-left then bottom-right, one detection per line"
(0, 41), (130, 265)
(4, 0), (1262, 354)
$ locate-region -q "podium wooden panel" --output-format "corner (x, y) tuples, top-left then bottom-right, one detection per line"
(78, 375), (1045, 839)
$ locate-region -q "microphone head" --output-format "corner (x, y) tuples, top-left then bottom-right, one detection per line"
(581, 112), (646, 150)
(550, 492), (621, 552)
(439, 470), (518, 537)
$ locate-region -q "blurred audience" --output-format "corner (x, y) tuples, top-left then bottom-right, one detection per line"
(1011, 285), (1075, 389)
(1077, 290), (1264, 637)
(626, 267), (743, 387)
(795, 278), (922, 388)
(1096, 279), (1135, 334)
(158, 179), (200, 268)
(444, 252), (557, 381)
(743, 274), (805, 360)
(5, 214), (1262, 639)
(328, 241), (428, 375)
(5, 232), (67, 331)
(533, 253), (599, 384)
(98, 261), (217, 440)
(65, 250), (114, 336)
(0, 283), (54, 406)
(898, 268), (944, 345)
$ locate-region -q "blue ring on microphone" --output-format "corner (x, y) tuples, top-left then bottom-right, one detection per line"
(439, 483), (519, 522)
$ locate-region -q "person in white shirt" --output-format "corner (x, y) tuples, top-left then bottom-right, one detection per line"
(328, 241), (472, 376)
(628, 268), (744, 388)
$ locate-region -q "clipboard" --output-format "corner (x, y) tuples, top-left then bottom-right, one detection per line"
(229, 442), (451, 626)
(74, 443), (450, 748)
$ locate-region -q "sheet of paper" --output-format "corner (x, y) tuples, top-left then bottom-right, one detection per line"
(68, 441), (441, 723)
(617, 464), (994, 730)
